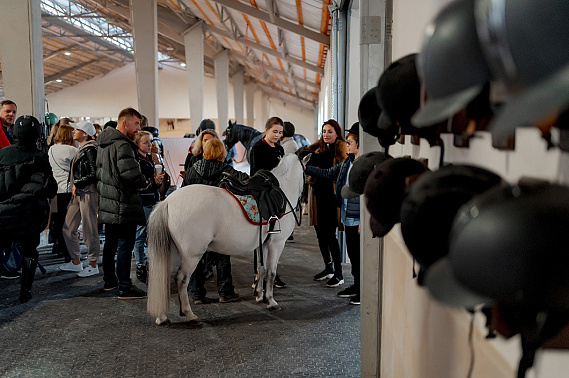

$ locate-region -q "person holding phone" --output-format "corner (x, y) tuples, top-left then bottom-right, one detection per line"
(132, 130), (164, 283)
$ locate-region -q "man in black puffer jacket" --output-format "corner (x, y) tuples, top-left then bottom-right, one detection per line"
(0, 115), (57, 303)
(96, 108), (150, 299)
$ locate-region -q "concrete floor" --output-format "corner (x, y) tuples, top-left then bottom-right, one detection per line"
(0, 216), (360, 377)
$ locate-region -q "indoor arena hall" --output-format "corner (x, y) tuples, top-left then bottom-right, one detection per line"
(4, 0), (569, 377)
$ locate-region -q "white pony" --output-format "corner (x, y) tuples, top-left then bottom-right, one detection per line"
(147, 154), (306, 325)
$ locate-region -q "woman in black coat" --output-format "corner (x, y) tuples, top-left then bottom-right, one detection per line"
(183, 139), (248, 303)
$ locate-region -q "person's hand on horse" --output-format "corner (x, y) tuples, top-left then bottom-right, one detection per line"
(301, 153), (312, 170)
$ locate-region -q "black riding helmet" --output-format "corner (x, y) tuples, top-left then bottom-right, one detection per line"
(341, 151), (391, 199)
(427, 180), (569, 378)
(376, 54), (446, 147)
(450, 181), (569, 309)
(412, 0), (492, 127)
(13, 115), (41, 147)
(357, 87), (399, 149)
(363, 157), (429, 237)
(399, 165), (503, 283)
(481, 0), (569, 139)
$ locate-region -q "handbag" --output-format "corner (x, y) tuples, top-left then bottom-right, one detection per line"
(1, 242), (23, 273)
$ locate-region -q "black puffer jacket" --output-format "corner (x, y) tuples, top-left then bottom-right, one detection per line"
(0, 145), (57, 240)
(138, 152), (159, 206)
(96, 127), (149, 225)
(182, 159), (249, 187)
(72, 139), (97, 190)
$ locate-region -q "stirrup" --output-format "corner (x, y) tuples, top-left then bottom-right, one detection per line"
(267, 216), (281, 234)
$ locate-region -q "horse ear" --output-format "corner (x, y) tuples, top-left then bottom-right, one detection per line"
(301, 153), (312, 168)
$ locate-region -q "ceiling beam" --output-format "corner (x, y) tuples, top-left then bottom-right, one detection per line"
(42, 24), (126, 63)
(291, 74), (320, 90)
(43, 44), (79, 61)
(203, 24), (323, 75)
(44, 59), (99, 84)
(42, 12), (133, 61)
(228, 49), (319, 93)
(208, 0), (329, 46)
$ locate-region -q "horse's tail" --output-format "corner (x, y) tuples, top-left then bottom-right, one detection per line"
(147, 200), (171, 319)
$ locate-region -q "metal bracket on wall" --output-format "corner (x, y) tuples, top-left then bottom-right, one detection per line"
(360, 16), (382, 45)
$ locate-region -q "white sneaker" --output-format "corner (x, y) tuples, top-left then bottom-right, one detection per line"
(77, 265), (99, 277)
(60, 261), (83, 272)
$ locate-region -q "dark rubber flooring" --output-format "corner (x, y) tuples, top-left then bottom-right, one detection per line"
(0, 217), (360, 377)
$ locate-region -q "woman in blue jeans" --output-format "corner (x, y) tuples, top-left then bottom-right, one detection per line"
(304, 123), (361, 305)
(132, 130), (164, 283)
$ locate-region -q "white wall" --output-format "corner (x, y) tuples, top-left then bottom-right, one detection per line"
(46, 62), (313, 138)
(346, 7), (362, 129)
(374, 1), (569, 377)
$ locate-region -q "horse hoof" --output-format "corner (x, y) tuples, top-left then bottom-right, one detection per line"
(156, 318), (171, 326)
(185, 318), (201, 325)
(268, 305), (281, 312)
(255, 296), (264, 303)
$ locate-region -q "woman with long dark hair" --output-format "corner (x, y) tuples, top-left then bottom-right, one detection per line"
(305, 119), (347, 287)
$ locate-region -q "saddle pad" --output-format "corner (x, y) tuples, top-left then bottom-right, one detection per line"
(224, 188), (282, 225)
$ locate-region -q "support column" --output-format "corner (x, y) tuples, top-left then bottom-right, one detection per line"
(245, 82), (255, 127)
(130, 0), (158, 126)
(358, 0), (392, 377)
(260, 91), (269, 129)
(233, 69), (244, 124)
(214, 50), (229, 134)
(183, 23), (204, 131)
(0, 0), (45, 121)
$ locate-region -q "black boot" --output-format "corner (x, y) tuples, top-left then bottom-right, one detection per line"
(20, 257), (38, 303)
(136, 264), (148, 284)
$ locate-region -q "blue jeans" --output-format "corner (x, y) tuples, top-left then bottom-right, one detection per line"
(103, 223), (137, 291)
(133, 205), (153, 268)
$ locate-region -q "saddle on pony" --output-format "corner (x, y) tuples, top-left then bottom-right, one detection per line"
(220, 169), (287, 230)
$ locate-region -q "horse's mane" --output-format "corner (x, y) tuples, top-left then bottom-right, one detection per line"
(232, 124), (261, 144)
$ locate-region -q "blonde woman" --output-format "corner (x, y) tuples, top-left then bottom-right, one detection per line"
(183, 139), (248, 303)
(182, 129), (219, 184)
